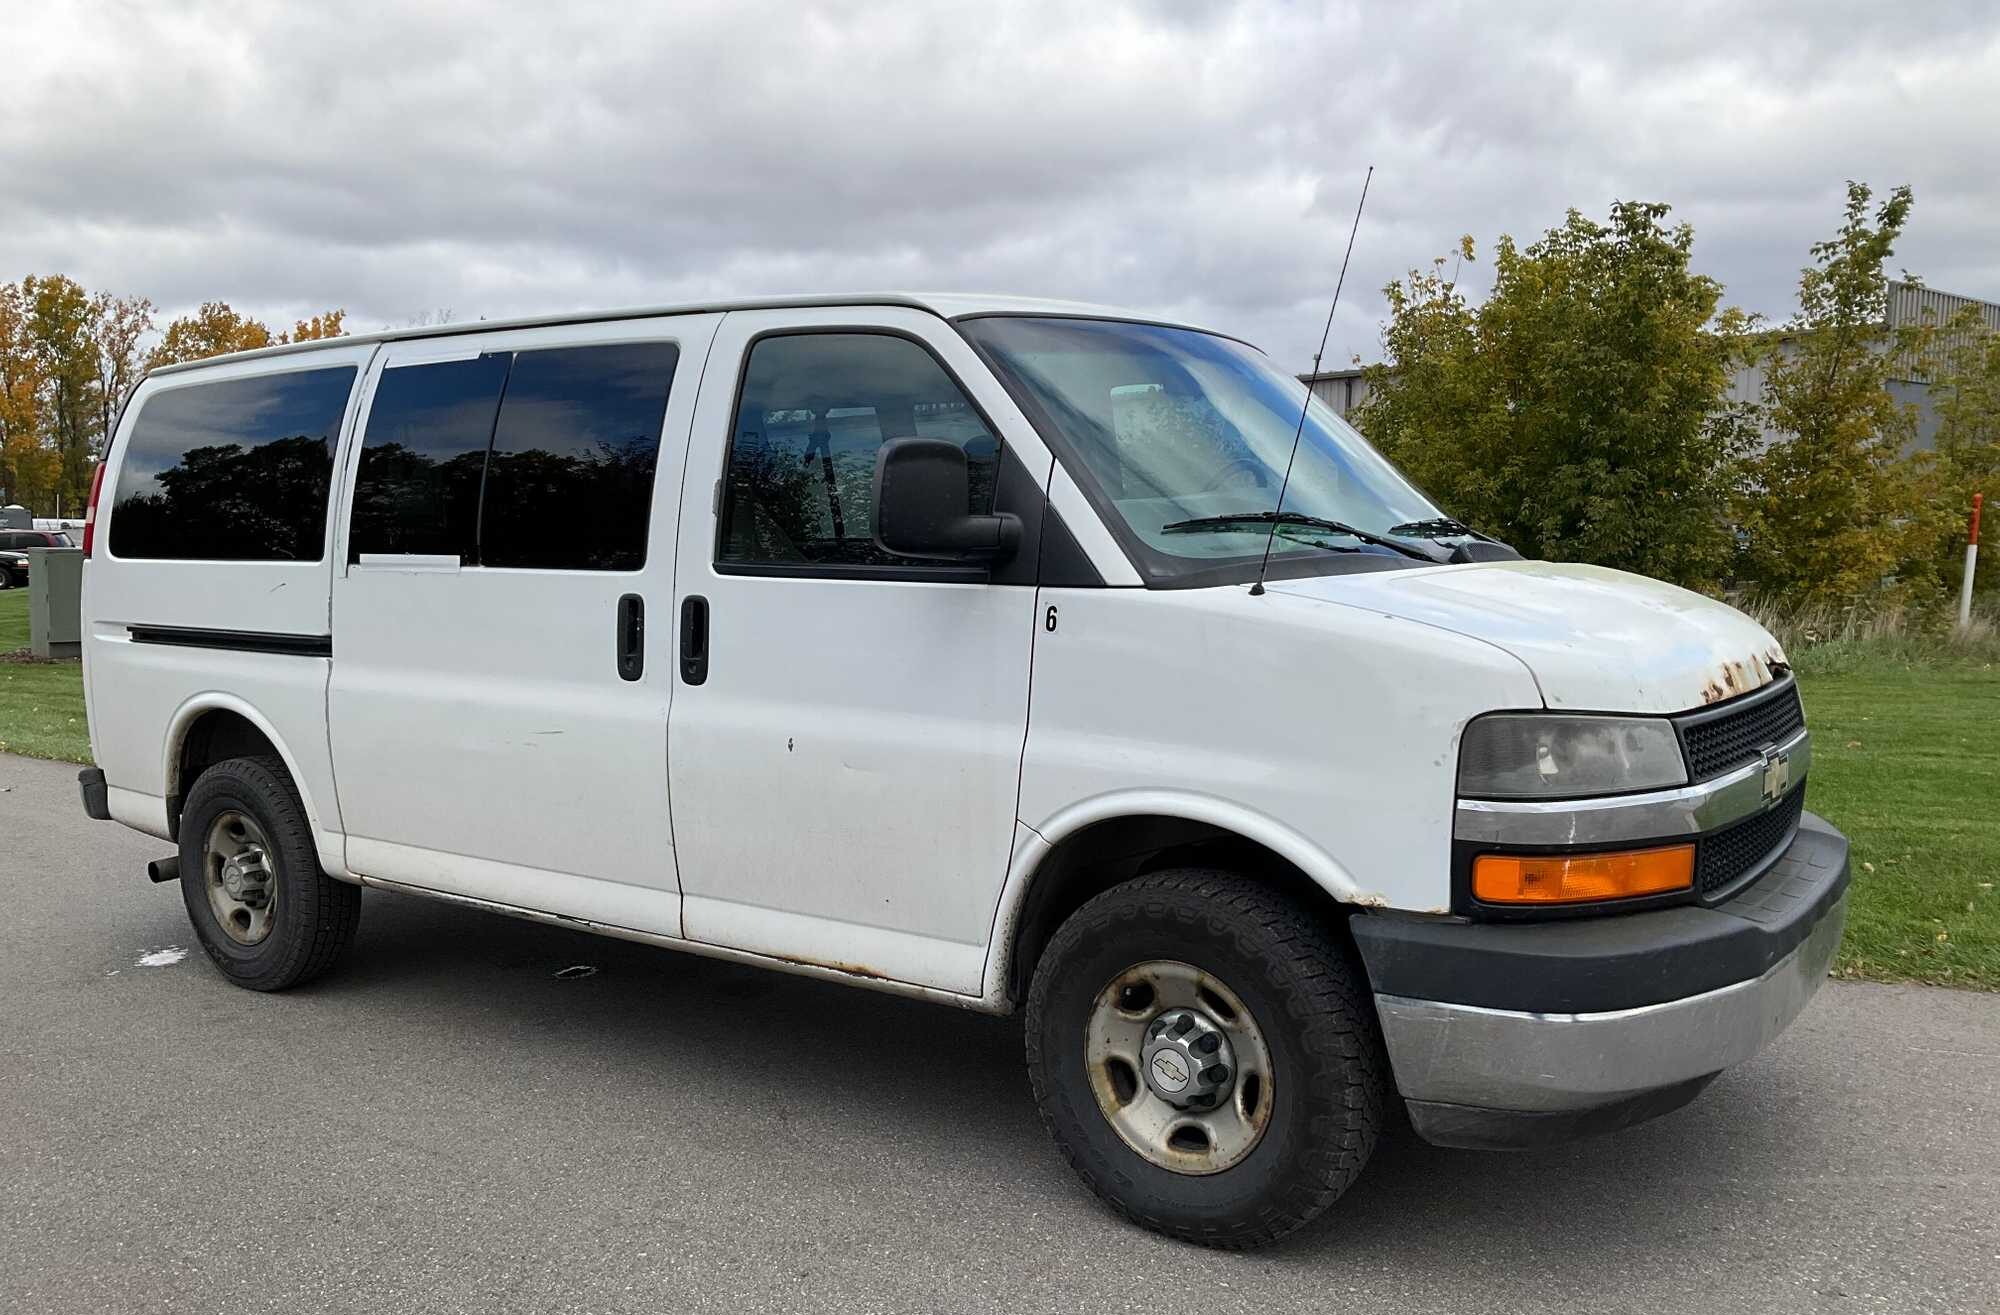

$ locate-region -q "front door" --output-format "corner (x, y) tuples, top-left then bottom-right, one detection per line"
(667, 307), (1050, 993)
(328, 315), (718, 933)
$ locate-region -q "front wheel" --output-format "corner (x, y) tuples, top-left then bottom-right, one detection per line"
(1025, 870), (1385, 1248)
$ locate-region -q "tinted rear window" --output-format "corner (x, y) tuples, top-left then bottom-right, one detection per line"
(349, 355), (510, 560)
(349, 343), (676, 569)
(108, 367), (356, 561)
(479, 342), (678, 571)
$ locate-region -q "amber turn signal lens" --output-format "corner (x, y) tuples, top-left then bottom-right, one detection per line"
(1473, 844), (1695, 905)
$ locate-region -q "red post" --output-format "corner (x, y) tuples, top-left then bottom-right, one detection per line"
(1962, 493), (1983, 632)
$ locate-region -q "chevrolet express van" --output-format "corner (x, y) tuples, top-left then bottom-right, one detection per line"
(77, 295), (1846, 1247)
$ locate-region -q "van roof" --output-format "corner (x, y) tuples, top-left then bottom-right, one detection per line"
(145, 292), (1234, 376)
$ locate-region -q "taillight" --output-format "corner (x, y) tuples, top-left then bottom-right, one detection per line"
(82, 462), (107, 557)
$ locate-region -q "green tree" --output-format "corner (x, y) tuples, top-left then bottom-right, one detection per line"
(1924, 306), (2000, 595)
(1355, 203), (1754, 588)
(1734, 182), (1935, 603)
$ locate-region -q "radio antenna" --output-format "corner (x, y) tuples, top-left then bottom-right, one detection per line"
(1249, 164), (1373, 597)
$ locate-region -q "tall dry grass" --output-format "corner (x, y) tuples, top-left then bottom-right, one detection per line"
(1732, 592), (2000, 676)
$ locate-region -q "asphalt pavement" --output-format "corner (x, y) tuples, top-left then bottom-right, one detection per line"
(3, 750), (1996, 1314)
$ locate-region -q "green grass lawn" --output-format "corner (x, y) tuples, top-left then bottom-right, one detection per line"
(2, 588), (1995, 986)
(0, 590), (91, 763)
(0, 587), (28, 649)
(1799, 664), (2000, 988)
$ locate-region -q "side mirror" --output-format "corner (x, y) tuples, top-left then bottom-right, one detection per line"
(873, 437), (1021, 561)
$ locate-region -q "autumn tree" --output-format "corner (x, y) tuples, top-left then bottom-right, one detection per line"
(146, 301), (275, 368)
(286, 309), (346, 342)
(22, 274), (107, 514)
(1355, 202), (1755, 588)
(146, 301), (347, 369)
(93, 290), (155, 458)
(1733, 183), (1936, 603)
(0, 281), (53, 509)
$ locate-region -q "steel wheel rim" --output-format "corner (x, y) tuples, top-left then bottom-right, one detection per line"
(204, 810), (278, 946)
(1085, 959), (1275, 1175)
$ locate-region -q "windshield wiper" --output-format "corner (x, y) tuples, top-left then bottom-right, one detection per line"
(1386, 516), (1477, 540)
(1160, 511), (1446, 563)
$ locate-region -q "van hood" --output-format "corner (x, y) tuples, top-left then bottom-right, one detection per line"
(1269, 560), (1786, 714)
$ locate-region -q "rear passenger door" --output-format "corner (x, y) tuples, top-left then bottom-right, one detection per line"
(327, 316), (718, 935)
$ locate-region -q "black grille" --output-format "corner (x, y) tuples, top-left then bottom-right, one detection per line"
(1695, 788), (1804, 897)
(1679, 681), (1805, 780)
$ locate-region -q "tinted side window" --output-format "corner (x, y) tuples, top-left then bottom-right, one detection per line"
(719, 334), (997, 568)
(349, 355), (509, 560)
(479, 342), (678, 571)
(108, 366), (356, 561)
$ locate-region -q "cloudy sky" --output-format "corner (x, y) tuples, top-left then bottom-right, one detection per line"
(5, 0), (1996, 371)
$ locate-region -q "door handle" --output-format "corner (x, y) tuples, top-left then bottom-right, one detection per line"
(680, 595), (709, 686)
(616, 594), (644, 681)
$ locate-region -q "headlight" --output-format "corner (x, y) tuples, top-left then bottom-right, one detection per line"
(1458, 713), (1687, 799)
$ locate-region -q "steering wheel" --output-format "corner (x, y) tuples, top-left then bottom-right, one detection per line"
(1203, 459), (1273, 493)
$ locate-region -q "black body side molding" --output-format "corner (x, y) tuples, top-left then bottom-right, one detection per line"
(128, 625), (332, 657)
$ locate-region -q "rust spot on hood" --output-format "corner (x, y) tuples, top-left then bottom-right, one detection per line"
(1702, 652), (1781, 704)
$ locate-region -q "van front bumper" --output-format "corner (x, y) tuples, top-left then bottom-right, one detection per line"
(1352, 811), (1849, 1149)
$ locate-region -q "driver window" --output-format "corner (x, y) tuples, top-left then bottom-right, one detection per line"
(718, 333), (998, 568)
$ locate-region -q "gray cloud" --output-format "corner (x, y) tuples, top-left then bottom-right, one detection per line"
(4, 0), (1995, 369)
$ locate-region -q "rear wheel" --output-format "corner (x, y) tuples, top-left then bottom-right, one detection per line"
(1025, 869), (1385, 1248)
(178, 755), (361, 991)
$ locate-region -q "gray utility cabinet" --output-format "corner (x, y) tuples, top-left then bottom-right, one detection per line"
(27, 547), (83, 659)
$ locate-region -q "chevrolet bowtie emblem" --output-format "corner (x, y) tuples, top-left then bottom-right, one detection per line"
(1760, 748), (1792, 803)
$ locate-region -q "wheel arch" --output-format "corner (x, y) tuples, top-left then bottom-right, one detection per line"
(162, 695), (326, 844)
(987, 792), (1377, 1010)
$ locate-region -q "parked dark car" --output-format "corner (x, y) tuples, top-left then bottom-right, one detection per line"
(0, 531), (70, 587)
(0, 530), (74, 550)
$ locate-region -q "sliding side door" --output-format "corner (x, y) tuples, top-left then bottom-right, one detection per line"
(327, 315), (719, 934)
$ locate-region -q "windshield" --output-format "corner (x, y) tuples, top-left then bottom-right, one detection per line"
(960, 317), (1450, 584)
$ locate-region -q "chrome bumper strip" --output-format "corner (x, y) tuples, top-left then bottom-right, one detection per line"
(1375, 888), (1846, 1112)
(1454, 729), (1809, 847)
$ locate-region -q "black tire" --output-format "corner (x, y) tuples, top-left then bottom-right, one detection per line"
(178, 755), (361, 991)
(1025, 869), (1385, 1248)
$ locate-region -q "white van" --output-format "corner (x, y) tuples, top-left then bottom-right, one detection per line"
(77, 294), (1845, 1247)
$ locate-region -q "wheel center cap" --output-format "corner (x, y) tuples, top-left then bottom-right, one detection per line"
(219, 850), (267, 900)
(1140, 1007), (1236, 1109)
